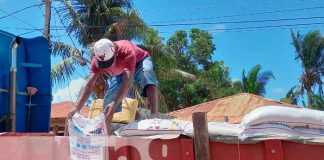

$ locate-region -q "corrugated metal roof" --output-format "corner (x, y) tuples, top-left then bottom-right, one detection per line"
(51, 101), (89, 118)
(168, 93), (298, 123)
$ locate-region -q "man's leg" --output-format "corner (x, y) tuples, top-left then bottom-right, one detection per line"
(102, 75), (123, 113)
(102, 75), (123, 134)
(146, 84), (158, 114)
(134, 56), (159, 114)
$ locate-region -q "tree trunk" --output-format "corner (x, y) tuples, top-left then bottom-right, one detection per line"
(307, 90), (314, 107)
(43, 0), (51, 41)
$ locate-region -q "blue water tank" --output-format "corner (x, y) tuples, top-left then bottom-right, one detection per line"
(0, 30), (52, 132)
(0, 31), (13, 131)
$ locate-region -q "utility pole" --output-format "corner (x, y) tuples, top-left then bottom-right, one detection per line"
(43, 0), (51, 42)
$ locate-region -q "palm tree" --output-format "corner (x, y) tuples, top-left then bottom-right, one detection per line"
(280, 86), (301, 105)
(291, 30), (324, 106)
(51, 1), (195, 112)
(59, 0), (147, 45)
(137, 29), (197, 112)
(309, 94), (324, 111)
(51, 0), (148, 99)
(242, 64), (275, 96)
(140, 29), (196, 81)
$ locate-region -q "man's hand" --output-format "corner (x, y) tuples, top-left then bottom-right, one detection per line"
(104, 102), (116, 121)
(68, 108), (80, 119)
(104, 102), (116, 134)
(70, 72), (99, 119)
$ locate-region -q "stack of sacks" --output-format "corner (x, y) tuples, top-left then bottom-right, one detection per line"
(88, 98), (139, 135)
(88, 98), (139, 124)
(240, 105), (324, 141)
(115, 119), (244, 139)
(115, 118), (184, 138)
(179, 120), (243, 138)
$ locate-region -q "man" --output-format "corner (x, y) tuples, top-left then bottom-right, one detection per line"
(68, 38), (159, 126)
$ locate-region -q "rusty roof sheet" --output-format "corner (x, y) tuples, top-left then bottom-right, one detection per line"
(51, 101), (89, 119)
(168, 93), (298, 123)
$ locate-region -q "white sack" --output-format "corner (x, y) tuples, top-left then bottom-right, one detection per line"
(115, 118), (183, 137)
(242, 105), (324, 128)
(180, 120), (243, 137)
(240, 123), (298, 140)
(240, 122), (324, 142)
(294, 127), (324, 138)
(68, 113), (107, 160)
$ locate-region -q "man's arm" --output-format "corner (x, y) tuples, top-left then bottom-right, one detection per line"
(104, 70), (134, 122)
(68, 72), (100, 118)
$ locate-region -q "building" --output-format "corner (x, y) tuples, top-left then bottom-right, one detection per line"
(51, 101), (89, 135)
(168, 93), (297, 123)
(51, 93), (297, 134)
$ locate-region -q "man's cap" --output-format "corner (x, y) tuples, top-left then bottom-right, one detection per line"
(94, 38), (115, 69)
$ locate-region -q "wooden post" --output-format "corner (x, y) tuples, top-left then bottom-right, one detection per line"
(192, 112), (210, 160)
(64, 119), (69, 136)
(53, 125), (58, 136)
(224, 116), (229, 122)
(43, 0), (51, 41)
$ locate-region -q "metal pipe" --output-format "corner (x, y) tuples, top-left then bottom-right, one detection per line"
(9, 37), (20, 132)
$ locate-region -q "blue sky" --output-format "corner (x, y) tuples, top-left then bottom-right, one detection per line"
(0, 0), (323, 105)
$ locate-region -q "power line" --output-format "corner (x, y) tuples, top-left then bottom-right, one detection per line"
(206, 21), (324, 32)
(0, 8), (42, 34)
(0, 26), (42, 30)
(140, 0), (309, 13)
(0, 3), (43, 20)
(50, 7), (324, 29)
(208, 24), (324, 34)
(50, 15), (324, 29)
(52, 7), (93, 61)
(52, 6), (82, 103)
(80, 0), (313, 14)
(149, 6), (324, 24)
(48, 3), (324, 35)
(52, 6), (89, 77)
(52, 7), (78, 53)
(146, 22), (324, 34)
(52, 6), (62, 42)
(0, 26), (63, 31)
(149, 16), (324, 27)
(0, 27), (64, 31)
(18, 30), (40, 36)
(51, 22), (324, 36)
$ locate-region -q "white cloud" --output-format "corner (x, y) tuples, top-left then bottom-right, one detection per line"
(52, 78), (86, 103)
(272, 87), (285, 94)
(231, 78), (239, 82)
(211, 24), (227, 34)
